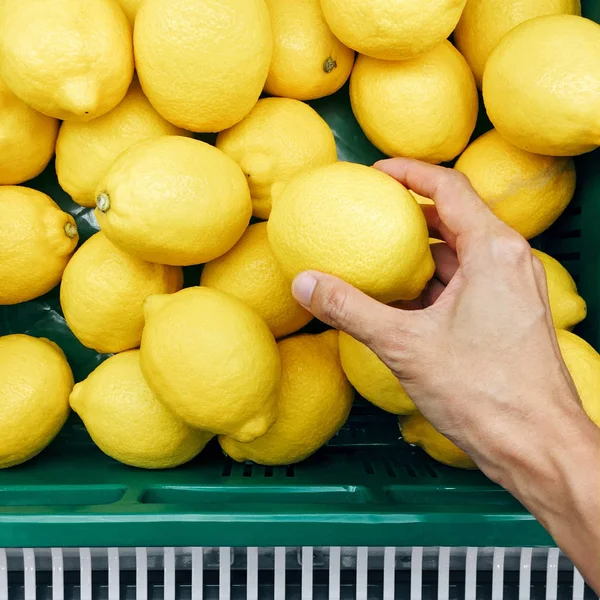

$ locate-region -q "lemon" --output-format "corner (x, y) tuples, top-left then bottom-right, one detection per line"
(95, 136), (252, 266)
(0, 0), (133, 121)
(454, 0), (581, 88)
(0, 76), (58, 185)
(70, 351), (213, 469)
(268, 162), (434, 302)
(400, 413), (478, 470)
(454, 129), (576, 239)
(556, 330), (600, 428)
(116, 0), (141, 25)
(140, 287), (280, 442)
(410, 191), (434, 206)
(201, 223), (312, 339)
(320, 0), (466, 61)
(56, 78), (189, 208)
(0, 186), (78, 305)
(338, 331), (416, 415)
(263, 0), (354, 101)
(216, 98), (337, 219)
(61, 232), (183, 354)
(135, 0), (272, 132)
(220, 330), (353, 465)
(532, 250), (586, 331)
(350, 42), (478, 164)
(483, 15), (600, 156)
(0, 334), (73, 469)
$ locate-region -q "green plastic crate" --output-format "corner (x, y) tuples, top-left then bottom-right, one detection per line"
(0, 1), (599, 549)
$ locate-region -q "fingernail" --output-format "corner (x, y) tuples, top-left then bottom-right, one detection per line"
(292, 272), (317, 308)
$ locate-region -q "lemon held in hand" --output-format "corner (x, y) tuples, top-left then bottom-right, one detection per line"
(0, 335), (73, 469)
(220, 330), (353, 465)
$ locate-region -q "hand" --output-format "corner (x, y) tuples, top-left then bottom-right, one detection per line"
(291, 158), (600, 590)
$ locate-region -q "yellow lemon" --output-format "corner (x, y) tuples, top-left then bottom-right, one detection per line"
(61, 232), (183, 354)
(0, 0), (133, 121)
(483, 15), (600, 156)
(267, 162), (434, 303)
(320, 0), (466, 60)
(338, 331), (416, 415)
(455, 0), (581, 88)
(556, 330), (600, 428)
(454, 129), (576, 239)
(0, 334), (73, 469)
(0, 186), (78, 305)
(400, 413), (478, 470)
(201, 223), (312, 339)
(0, 76), (58, 185)
(140, 287), (280, 442)
(70, 350), (213, 469)
(135, 0), (272, 132)
(532, 250), (586, 331)
(216, 97), (337, 219)
(220, 330), (353, 465)
(350, 42), (478, 164)
(263, 0), (354, 100)
(116, 0), (141, 25)
(56, 78), (189, 208)
(95, 136), (252, 266)
(410, 191), (434, 206)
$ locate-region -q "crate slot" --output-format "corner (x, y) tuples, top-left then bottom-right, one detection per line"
(0, 486), (126, 507)
(221, 461), (233, 478)
(362, 460), (375, 475)
(285, 465), (295, 478)
(264, 466), (274, 478)
(242, 463), (253, 478)
(555, 229), (581, 240)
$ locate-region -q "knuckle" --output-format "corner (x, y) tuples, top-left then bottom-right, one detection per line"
(319, 285), (350, 328)
(493, 233), (530, 265)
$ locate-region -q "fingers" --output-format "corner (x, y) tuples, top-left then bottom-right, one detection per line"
(420, 205), (457, 249)
(431, 242), (459, 286)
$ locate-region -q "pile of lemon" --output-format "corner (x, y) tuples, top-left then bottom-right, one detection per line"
(1, 0), (599, 471)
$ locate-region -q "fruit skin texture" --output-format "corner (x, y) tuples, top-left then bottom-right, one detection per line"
(339, 331), (416, 415)
(320, 0), (466, 61)
(201, 223), (312, 339)
(0, 0), (133, 121)
(0, 334), (73, 469)
(220, 330), (353, 465)
(140, 287), (280, 442)
(268, 162), (435, 303)
(556, 330), (600, 428)
(0, 186), (78, 305)
(56, 78), (189, 208)
(116, 0), (142, 25)
(263, 0), (354, 101)
(454, 129), (576, 240)
(454, 0), (581, 88)
(350, 42), (478, 164)
(400, 413), (478, 470)
(70, 350), (213, 469)
(483, 15), (600, 156)
(532, 250), (586, 331)
(60, 232), (183, 354)
(135, 0), (272, 132)
(0, 76), (58, 185)
(95, 136), (252, 266)
(216, 97), (337, 219)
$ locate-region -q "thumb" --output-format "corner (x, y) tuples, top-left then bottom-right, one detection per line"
(291, 270), (401, 350)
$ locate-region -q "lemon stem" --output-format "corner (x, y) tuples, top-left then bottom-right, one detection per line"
(96, 192), (111, 213)
(64, 222), (78, 239)
(323, 57), (337, 73)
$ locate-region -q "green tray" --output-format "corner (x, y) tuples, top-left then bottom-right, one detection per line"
(0, 1), (599, 548)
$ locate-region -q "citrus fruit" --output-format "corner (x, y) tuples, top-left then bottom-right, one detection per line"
(56, 78), (189, 208)
(454, 0), (581, 87)
(0, 0), (133, 121)
(483, 15), (600, 156)
(220, 330), (353, 465)
(201, 223), (312, 339)
(95, 136), (252, 266)
(264, 0), (354, 100)
(61, 232), (183, 354)
(140, 287), (280, 442)
(454, 129), (576, 239)
(0, 334), (73, 469)
(0, 186), (78, 305)
(320, 0), (466, 60)
(216, 97), (337, 219)
(134, 0), (272, 132)
(116, 0), (141, 25)
(70, 350), (213, 469)
(267, 162), (434, 302)
(350, 41), (478, 163)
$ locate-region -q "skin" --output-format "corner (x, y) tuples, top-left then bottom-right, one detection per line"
(291, 158), (600, 592)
